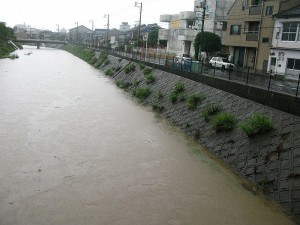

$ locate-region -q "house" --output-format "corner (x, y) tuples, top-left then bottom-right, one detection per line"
(158, 0), (234, 57)
(225, 0), (299, 73)
(268, 5), (300, 80)
(69, 25), (91, 44)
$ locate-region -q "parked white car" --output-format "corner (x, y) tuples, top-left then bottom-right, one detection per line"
(209, 57), (234, 70)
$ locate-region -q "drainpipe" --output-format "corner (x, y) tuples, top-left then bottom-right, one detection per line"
(254, 0), (264, 73)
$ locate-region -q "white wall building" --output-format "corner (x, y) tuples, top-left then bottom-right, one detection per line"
(158, 0), (234, 57)
(119, 22), (130, 32)
(268, 5), (300, 80)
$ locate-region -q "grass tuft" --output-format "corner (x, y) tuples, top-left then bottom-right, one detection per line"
(239, 113), (274, 137)
(212, 112), (236, 132)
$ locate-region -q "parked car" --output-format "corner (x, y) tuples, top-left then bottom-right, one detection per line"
(209, 57), (234, 70)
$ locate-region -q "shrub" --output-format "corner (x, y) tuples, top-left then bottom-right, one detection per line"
(105, 68), (114, 76)
(133, 79), (142, 87)
(139, 63), (145, 70)
(200, 103), (222, 121)
(169, 83), (185, 104)
(157, 91), (164, 99)
(152, 104), (164, 113)
(116, 80), (131, 89)
(145, 74), (155, 84)
(187, 94), (206, 110)
(104, 59), (110, 66)
(133, 87), (151, 100)
(115, 65), (122, 71)
(212, 112), (236, 132)
(174, 83), (184, 94)
(143, 68), (152, 75)
(169, 92), (178, 103)
(90, 56), (98, 65)
(124, 63), (136, 74)
(239, 113), (274, 137)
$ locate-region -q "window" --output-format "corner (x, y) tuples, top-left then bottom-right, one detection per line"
(282, 23), (298, 41)
(266, 6), (273, 15)
(270, 57), (276, 66)
(287, 58), (300, 70)
(253, 0), (262, 5)
(222, 22), (227, 31)
(262, 37), (269, 43)
(230, 25), (241, 35)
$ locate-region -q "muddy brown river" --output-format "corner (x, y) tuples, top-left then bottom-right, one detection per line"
(0, 46), (296, 225)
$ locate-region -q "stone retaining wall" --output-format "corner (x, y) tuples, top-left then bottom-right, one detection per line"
(92, 51), (300, 221)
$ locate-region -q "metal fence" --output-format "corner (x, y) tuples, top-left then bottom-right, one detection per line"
(90, 46), (300, 97)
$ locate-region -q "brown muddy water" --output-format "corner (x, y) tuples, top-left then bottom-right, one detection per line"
(0, 46), (296, 225)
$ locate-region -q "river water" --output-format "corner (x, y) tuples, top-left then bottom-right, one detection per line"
(0, 46), (295, 225)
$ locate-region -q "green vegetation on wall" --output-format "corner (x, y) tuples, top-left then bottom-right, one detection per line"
(239, 113), (274, 137)
(0, 22), (22, 58)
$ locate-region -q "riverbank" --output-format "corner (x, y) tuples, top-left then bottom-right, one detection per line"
(65, 46), (300, 222)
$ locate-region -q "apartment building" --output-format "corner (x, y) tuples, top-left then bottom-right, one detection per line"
(225, 0), (300, 73)
(158, 0), (234, 57)
(268, 5), (300, 80)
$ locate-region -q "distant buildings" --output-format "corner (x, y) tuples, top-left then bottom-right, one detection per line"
(158, 0), (235, 57)
(119, 22), (130, 32)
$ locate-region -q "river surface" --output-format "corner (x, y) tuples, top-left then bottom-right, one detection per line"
(0, 46), (295, 225)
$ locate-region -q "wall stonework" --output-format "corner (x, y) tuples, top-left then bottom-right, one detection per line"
(94, 51), (300, 221)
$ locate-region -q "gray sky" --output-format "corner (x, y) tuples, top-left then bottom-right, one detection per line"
(1, 0), (195, 31)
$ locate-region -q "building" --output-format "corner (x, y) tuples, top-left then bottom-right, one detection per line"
(268, 5), (300, 80)
(225, 0), (299, 73)
(69, 25), (91, 44)
(119, 22), (130, 32)
(158, 0), (234, 57)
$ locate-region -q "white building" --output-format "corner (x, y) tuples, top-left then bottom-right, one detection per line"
(158, 0), (234, 57)
(268, 5), (300, 80)
(119, 22), (130, 32)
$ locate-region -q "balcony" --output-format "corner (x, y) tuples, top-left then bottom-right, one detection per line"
(179, 11), (196, 20)
(158, 29), (170, 40)
(249, 5), (262, 15)
(178, 29), (198, 41)
(160, 14), (171, 22)
(245, 32), (259, 41)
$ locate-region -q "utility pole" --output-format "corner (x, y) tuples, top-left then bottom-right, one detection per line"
(56, 24), (59, 41)
(104, 14), (110, 48)
(89, 20), (94, 47)
(75, 22), (79, 43)
(135, 2), (142, 50)
(199, 0), (206, 61)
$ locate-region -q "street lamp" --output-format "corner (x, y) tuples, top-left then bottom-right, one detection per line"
(104, 14), (110, 48)
(134, 2), (142, 50)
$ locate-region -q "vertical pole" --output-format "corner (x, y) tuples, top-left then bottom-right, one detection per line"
(214, 62), (216, 77)
(296, 73), (300, 96)
(76, 22), (79, 44)
(228, 68), (231, 80)
(199, 0), (206, 61)
(247, 67), (250, 84)
(268, 75), (272, 90)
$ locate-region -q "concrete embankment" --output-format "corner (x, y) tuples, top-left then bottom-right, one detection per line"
(71, 48), (300, 221)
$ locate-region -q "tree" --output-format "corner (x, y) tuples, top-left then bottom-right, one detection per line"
(0, 22), (18, 57)
(147, 28), (167, 48)
(194, 31), (222, 60)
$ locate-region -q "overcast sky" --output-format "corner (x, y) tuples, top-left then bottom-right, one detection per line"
(1, 0), (195, 31)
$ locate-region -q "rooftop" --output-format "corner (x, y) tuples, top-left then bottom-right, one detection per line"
(274, 4), (300, 18)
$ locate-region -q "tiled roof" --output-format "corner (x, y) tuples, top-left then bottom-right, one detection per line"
(275, 5), (300, 18)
